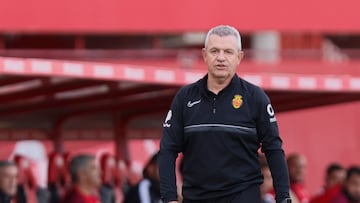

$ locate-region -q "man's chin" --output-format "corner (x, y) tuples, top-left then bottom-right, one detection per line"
(215, 73), (233, 80)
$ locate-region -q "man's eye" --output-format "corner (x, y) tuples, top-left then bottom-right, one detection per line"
(225, 50), (234, 54)
(210, 49), (219, 54)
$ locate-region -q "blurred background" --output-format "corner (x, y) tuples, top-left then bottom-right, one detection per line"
(0, 0), (359, 202)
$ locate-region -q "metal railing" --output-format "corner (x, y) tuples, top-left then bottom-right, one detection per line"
(1, 48), (360, 67)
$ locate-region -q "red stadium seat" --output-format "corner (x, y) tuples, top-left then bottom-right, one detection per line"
(13, 155), (38, 203)
(48, 152), (71, 203)
(99, 153), (123, 203)
(100, 154), (120, 186)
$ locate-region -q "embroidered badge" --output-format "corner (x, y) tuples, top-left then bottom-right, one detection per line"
(232, 95), (243, 109)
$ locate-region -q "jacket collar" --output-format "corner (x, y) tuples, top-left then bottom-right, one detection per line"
(0, 190), (12, 203)
(200, 73), (239, 97)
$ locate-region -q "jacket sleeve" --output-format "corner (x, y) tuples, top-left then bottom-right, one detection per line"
(158, 89), (185, 203)
(255, 89), (290, 203)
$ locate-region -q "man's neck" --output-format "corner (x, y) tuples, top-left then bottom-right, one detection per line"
(76, 183), (97, 196)
(207, 75), (232, 95)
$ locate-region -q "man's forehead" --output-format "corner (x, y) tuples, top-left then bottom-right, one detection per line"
(81, 159), (97, 168)
(4, 165), (17, 171)
(350, 173), (360, 179)
(0, 165), (18, 173)
(207, 34), (238, 49)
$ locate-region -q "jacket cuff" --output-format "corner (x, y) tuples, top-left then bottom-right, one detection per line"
(163, 197), (178, 203)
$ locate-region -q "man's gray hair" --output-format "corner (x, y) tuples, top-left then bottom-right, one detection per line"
(69, 154), (95, 183)
(0, 161), (16, 169)
(204, 25), (242, 50)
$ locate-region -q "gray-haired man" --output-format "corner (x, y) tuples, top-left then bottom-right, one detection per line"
(62, 154), (102, 203)
(159, 25), (291, 203)
(0, 161), (18, 203)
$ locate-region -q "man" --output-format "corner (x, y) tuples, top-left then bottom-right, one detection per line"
(124, 153), (162, 203)
(62, 154), (102, 203)
(287, 153), (309, 203)
(310, 163), (346, 203)
(330, 166), (360, 203)
(159, 25), (291, 203)
(0, 161), (18, 203)
(260, 155), (299, 203)
(325, 164), (346, 190)
(259, 155), (275, 203)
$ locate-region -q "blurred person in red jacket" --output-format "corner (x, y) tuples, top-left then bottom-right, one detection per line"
(330, 166), (360, 203)
(0, 161), (18, 203)
(62, 154), (102, 203)
(310, 163), (346, 203)
(287, 153), (310, 203)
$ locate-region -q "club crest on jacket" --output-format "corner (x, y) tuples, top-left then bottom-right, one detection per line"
(232, 95), (243, 109)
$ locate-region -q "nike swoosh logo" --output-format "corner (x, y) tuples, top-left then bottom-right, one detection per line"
(187, 100), (201, 107)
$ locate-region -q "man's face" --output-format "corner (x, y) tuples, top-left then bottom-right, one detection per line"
(288, 156), (307, 183)
(80, 159), (102, 188)
(326, 169), (345, 189)
(0, 166), (18, 196)
(345, 174), (360, 201)
(202, 34), (243, 81)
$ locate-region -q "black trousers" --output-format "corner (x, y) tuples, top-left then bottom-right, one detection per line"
(183, 185), (262, 203)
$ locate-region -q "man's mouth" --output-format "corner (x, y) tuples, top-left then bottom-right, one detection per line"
(215, 64), (227, 69)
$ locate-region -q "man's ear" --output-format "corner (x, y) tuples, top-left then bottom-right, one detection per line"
(238, 51), (244, 64)
(202, 48), (207, 62)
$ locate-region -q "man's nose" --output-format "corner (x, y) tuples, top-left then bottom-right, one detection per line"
(216, 51), (226, 61)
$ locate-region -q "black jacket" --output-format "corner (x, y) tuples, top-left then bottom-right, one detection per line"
(159, 74), (290, 202)
(0, 190), (12, 203)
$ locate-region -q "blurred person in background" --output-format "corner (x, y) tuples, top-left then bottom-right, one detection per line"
(325, 164), (346, 190)
(259, 155), (275, 203)
(0, 161), (18, 203)
(330, 166), (360, 203)
(260, 155), (299, 203)
(287, 153), (310, 203)
(310, 163), (346, 203)
(62, 154), (102, 203)
(123, 153), (162, 203)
